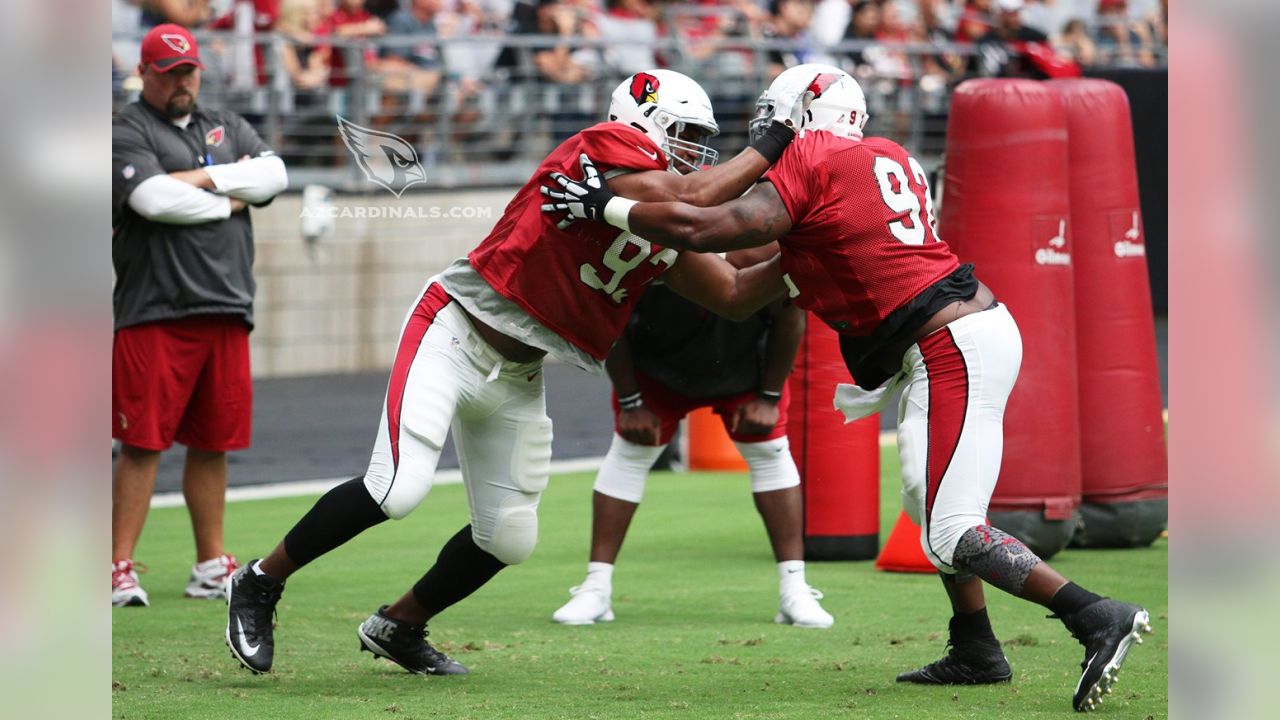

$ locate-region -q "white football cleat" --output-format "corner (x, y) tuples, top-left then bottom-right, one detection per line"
(185, 554), (238, 600)
(112, 559), (149, 608)
(775, 586), (834, 628)
(552, 584), (614, 625)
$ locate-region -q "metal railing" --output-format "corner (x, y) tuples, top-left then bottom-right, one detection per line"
(111, 30), (1044, 191)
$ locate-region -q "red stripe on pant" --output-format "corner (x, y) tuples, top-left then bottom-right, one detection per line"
(387, 284), (453, 468)
(919, 328), (969, 564)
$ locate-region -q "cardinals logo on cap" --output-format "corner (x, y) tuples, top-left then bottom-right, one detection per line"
(161, 34), (192, 54)
(336, 116), (427, 197)
(629, 72), (660, 106)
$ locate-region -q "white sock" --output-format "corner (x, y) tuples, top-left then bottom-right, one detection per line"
(585, 561), (614, 589)
(251, 560), (269, 576)
(195, 556), (225, 572)
(778, 560), (806, 593)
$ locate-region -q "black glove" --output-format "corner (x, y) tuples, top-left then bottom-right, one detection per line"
(540, 153), (616, 230)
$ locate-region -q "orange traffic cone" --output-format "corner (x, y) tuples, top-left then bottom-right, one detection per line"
(686, 407), (747, 471)
(875, 511), (936, 573)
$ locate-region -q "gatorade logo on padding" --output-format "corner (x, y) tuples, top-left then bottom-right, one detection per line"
(1033, 217), (1071, 267)
(1111, 210), (1146, 259)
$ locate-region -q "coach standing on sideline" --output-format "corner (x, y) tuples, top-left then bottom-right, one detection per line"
(111, 23), (287, 607)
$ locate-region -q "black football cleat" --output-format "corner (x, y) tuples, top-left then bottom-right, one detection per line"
(897, 634), (1013, 685)
(1060, 599), (1152, 712)
(898, 614), (1012, 686)
(357, 606), (469, 676)
(224, 560), (284, 674)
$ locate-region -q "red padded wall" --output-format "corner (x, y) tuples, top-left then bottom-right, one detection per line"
(1051, 78), (1168, 504)
(939, 79), (1081, 523)
(788, 315), (879, 560)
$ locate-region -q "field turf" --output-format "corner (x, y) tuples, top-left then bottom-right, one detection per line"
(112, 449), (1167, 719)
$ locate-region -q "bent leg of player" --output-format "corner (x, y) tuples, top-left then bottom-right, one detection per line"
(368, 333), (553, 674)
(893, 306), (1018, 686)
(226, 283), (461, 674)
(895, 305), (1151, 710)
(554, 433), (665, 624)
(734, 435), (833, 629)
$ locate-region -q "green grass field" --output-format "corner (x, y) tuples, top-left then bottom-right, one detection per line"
(112, 449), (1167, 719)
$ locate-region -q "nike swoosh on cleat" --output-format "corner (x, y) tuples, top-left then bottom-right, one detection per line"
(235, 616), (260, 657)
(1075, 652), (1099, 695)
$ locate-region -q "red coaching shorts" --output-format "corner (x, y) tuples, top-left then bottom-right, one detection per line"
(612, 371), (790, 446)
(112, 314), (252, 452)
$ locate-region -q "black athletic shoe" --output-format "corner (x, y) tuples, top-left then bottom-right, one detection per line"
(357, 606), (469, 676)
(1060, 599), (1152, 712)
(224, 560), (284, 674)
(897, 620), (1012, 686)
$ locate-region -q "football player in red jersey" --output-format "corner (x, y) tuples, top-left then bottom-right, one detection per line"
(542, 64), (1153, 712)
(223, 69), (813, 678)
(550, 243), (835, 630)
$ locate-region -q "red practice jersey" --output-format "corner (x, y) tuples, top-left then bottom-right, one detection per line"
(763, 131), (959, 335)
(469, 123), (675, 360)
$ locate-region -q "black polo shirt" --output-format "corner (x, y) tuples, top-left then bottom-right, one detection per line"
(112, 100), (275, 330)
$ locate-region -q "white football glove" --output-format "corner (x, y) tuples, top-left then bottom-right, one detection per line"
(540, 153), (616, 230)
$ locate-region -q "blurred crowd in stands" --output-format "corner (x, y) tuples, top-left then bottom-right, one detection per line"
(112, 1), (1166, 179)
(113, 0), (1167, 88)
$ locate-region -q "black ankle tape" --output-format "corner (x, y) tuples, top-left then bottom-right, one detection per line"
(951, 607), (998, 644)
(283, 476), (387, 567)
(1048, 582), (1103, 617)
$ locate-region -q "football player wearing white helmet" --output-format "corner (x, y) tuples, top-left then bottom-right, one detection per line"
(543, 63), (1153, 713)
(748, 62), (869, 144)
(223, 68), (817, 679)
(606, 69), (721, 174)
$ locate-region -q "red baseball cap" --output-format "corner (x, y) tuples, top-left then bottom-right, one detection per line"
(140, 24), (204, 73)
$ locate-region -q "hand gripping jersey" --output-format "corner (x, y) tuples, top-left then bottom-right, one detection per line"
(764, 131), (976, 389)
(469, 123), (675, 360)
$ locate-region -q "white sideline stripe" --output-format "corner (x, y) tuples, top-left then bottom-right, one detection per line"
(151, 408), (1170, 509)
(150, 456), (608, 509)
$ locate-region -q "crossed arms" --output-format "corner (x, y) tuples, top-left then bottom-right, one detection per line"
(128, 155), (288, 225)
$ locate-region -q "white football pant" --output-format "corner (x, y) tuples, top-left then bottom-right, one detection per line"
(897, 304), (1022, 572)
(363, 279), (553, 565)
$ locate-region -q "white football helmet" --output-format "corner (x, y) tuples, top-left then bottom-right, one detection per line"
(608, 69), (720, 173)
(749, 63), (869, 143)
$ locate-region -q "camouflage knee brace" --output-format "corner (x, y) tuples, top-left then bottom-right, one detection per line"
(951, 525), (1042, 595)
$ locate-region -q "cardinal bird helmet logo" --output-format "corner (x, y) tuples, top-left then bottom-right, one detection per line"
(161, 34), (191, 54)
(336, 116), (427, 197)
(629, 72), (660, 105)
(807, 73), (843, 99)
